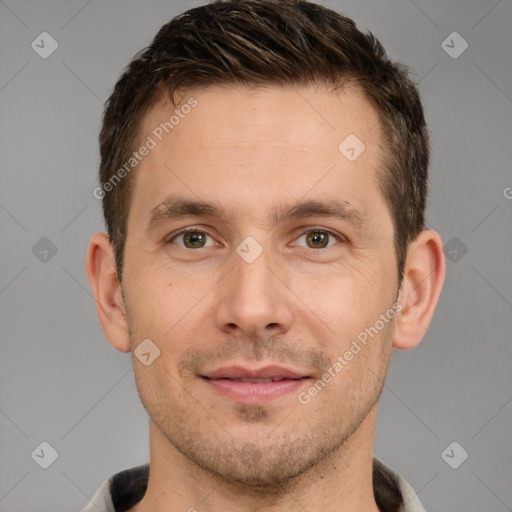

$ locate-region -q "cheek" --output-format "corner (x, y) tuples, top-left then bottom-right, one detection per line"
(291, 260), (386, 326)
(125, 261), (199, 335)
(132, 358), (186, 425)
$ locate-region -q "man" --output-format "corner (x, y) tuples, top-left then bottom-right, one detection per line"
(84, 0), (445, 511)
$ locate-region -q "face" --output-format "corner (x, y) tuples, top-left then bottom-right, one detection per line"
(121, 84), (399, 486)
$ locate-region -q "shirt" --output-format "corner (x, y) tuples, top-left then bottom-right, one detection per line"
(81, 456), (426, 512)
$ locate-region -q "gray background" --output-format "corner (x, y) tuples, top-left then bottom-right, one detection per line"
(1, 0), (511, 510)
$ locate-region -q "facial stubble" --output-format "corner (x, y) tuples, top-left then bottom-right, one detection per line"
(128, 320), (394, 496)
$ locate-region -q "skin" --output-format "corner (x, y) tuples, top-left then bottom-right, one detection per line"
(86, 83), (445, 512)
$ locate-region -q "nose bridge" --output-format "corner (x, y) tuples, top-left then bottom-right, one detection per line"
(233, 235), (280, 308)
(214, 235), (293, 336)
(235, 238), (276, 296)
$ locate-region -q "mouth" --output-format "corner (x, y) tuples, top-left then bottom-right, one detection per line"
(207, 377), (304, 383)
(200, 365), (312, 404)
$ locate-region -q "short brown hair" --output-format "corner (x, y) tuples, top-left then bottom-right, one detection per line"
(98, 0), (430, 285)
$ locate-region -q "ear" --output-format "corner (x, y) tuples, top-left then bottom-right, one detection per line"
(85, 232), (131, 353)
(393, 229), (446, 350)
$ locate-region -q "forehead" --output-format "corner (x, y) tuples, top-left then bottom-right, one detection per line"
(140, 83), (380, 153)
(128, 83), (389, 234)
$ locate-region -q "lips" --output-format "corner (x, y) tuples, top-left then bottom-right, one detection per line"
(201, 365), (308, 380)
(223, 377), (291, 383)
(200, 365), (311, 404)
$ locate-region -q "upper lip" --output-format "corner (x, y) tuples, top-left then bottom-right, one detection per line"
(201, 365), (309, 380)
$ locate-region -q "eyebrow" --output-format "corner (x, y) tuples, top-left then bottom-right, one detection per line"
(146, 193), (367, 233)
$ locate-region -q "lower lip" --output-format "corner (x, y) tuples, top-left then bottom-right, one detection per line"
(201, 377), (310, 404)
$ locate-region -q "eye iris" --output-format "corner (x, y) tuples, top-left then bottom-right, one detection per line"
(183, 231), (206, 248)
(306, 231), (329, 248)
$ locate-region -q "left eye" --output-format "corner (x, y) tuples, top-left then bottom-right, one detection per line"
(169, 230), (216, 249)
(294, 230), (341, 249)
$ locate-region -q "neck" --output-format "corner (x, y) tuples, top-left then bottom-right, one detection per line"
(130, 407), (381, 512)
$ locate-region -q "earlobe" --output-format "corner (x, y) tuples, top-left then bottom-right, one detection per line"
(392, 229), (446, 350)
(85, 232), (131, 353)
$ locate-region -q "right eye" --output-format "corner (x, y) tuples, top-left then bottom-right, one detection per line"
(167, 228), (218, 249)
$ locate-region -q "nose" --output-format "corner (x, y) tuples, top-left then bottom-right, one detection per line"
(214, 242), (294, 339)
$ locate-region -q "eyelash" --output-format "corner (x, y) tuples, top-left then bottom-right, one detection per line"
(166, 227), (345, 250)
